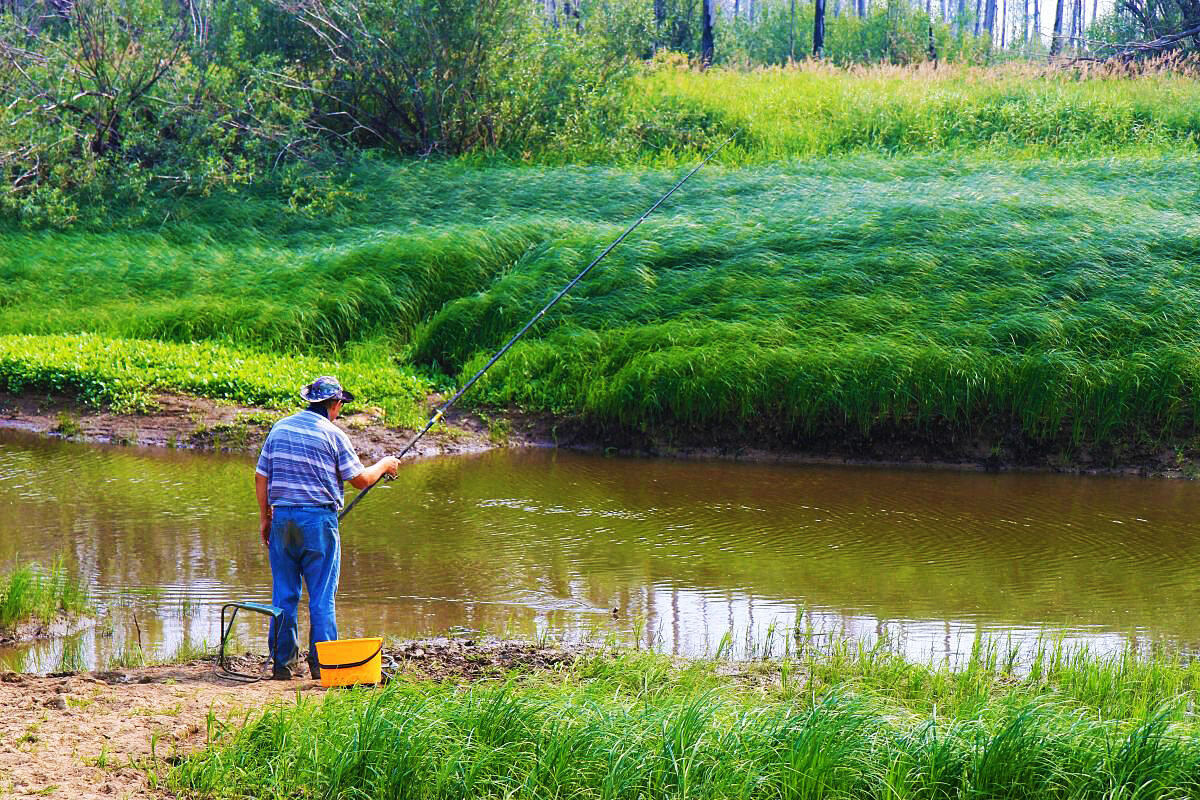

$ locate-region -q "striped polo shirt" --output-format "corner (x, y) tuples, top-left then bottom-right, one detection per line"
(255, 410), (364, 510)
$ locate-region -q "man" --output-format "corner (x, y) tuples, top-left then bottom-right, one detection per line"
(254, 376), (399, 680)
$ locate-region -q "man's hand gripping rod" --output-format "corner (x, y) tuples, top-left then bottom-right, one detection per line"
(338, 134), (736, 522)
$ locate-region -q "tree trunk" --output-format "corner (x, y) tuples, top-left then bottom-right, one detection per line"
(928, 0), (939, 60)
(791, 0), (797, 60)
(857, 0), (866, 18)
(1049, 0), (1064, 55)
(1033, 0), (1040, 43)
(984, 0), (997, 39)
(1001, 0), (1007, 46)
(1022, 0), (1028, 42)
(833, 0), (841, 18)
(813, 0), (826, 56)
(974, 0), (983, 34)
(701, 0), (715, 65)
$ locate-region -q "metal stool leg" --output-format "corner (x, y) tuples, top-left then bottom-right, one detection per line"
(217, 602), (283, 682)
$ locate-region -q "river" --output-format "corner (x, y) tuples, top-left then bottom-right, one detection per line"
(2, 428), (1197, 671)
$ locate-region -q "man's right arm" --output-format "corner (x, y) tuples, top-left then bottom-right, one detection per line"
(255, 438), (272, 546)
(349, 457), (401, 489)
(256, 472), (272, 546)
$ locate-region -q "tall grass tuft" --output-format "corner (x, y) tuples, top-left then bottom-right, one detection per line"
(172, 639), (1200, 799)
(0, 557), (90, 633)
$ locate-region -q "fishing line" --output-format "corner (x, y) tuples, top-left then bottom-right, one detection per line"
(339, 133), (738, 522)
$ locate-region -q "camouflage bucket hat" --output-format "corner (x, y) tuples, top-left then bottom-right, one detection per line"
(300, 375), (355, 404)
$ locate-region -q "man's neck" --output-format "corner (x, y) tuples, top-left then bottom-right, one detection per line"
(305, 403), (330, 420)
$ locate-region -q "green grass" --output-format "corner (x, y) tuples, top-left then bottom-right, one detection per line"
(2, 153), (1199, 446)
(0, 557), (90, 633)
(426, 155), (1200, 445)
(171, 639), (1200, 799)
(609, 64), (1200, 165)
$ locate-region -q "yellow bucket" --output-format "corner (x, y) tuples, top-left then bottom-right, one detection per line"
(314, 637), (383, 688)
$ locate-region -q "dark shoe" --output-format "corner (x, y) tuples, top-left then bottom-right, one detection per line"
(307, 656), (321, 680)
(270, 665), (294, 681)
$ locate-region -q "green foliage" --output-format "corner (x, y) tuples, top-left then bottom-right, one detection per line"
(171, 642), (1200, 799)
(0, 334), (429, 425)
(286, 0), (638, 157)
(0, 0), (328, 227)
(1, 0), (1195, 225)
(716, 0), (987, 65)
(0, 0), (641, 224)
(0, 557), (90, 632)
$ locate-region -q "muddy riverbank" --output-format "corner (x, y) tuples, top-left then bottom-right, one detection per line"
(1, 389), (1196, 477)
(0, 390), (554, 463)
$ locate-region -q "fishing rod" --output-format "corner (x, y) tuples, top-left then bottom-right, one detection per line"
(339, 133), (737, 522)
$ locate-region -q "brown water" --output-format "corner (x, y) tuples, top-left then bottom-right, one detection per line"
(2, 427), (1199, 671)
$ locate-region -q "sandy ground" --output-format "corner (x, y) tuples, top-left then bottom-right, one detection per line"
(0, 639), (578, 800)
(0, 660), (318, 799)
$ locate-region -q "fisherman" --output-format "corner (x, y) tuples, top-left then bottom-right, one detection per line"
(254, 376), (400, 680)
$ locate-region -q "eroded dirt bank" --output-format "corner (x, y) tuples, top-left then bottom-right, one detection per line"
(0, 638), (579, 799)
(1, 390), (1197, 477)
(0, 391), (552, 463)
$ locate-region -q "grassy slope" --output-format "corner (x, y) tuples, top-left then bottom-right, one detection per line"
(172, 642), (1200, 799)
(1, 67), (1197, 447)
(4, 154), (1198, 446)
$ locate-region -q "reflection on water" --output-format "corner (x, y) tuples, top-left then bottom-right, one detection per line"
(2, 427), (1199, 671)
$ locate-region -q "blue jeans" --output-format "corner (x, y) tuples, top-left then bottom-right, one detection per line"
(268, 506), (340, 673)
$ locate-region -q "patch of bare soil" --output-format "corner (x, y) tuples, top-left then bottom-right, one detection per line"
(384, 637), (578, 682)
(0, 661), (320, 799)
(0, 639), (579, 799)
(0, 391), (556, 463)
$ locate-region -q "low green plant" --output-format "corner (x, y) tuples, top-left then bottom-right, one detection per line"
(0, 334), (429, 428)
(0, 557), (90, 633)
(53, 412), (83, 438)
(107, 643), (148, 670)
